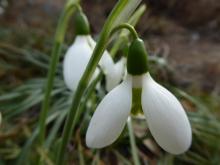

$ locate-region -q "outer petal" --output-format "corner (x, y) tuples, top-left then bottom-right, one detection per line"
(87, 36), (126, 90)
(106, 57), (126, 91)
(63, 35), (98, 91)
(141, 73), (192, 154)
(99, 51), (115, 74)
(87, 36), (115, 74)
(86, 76), (132, 148)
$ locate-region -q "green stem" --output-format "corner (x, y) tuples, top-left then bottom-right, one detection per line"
(37, 44), (62, 165)
(127, 117), (141, 165)
(56, 1), (132, 164)
(38, 0), (79, 162)
(110, 4), (146, 57)
(78, 142), (85, 165)
(111, 23), (139, 39)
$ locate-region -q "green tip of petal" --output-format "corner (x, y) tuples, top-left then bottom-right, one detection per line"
(74, 12), (90, 35)
(127, 38), (148, 75)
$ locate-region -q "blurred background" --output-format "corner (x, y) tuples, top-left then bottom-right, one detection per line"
(0, 0), (220, 164)
(1, 0), (220, 96)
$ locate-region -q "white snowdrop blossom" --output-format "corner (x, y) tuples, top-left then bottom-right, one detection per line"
(86, 38), (192, 155)
(63, 35), (125, 91)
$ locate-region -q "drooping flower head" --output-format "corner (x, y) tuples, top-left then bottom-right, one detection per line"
(86, 38), (192, 155)
(63, 11), (125, 92)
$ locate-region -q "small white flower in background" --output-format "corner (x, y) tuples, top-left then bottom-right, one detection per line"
(86, 38), (192, 155)
(63, 35), (125, 91)
(63, 11), (125, 92)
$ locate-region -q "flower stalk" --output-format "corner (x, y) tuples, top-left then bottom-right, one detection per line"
(110, 4), (146, 57)
(111, 23), (139, 40)
(127, 117), (141, 165)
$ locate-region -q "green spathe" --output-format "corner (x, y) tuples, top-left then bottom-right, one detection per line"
(127, 38), (148, 75)
(74, 12), (90, 35)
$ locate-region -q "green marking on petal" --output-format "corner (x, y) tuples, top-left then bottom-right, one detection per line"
(131, 88), (143, 115)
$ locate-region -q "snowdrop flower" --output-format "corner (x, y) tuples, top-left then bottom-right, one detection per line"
(63, 12), (125, 91)
(86, 38), (192, 155)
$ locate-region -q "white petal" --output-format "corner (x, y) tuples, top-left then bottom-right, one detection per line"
(106, 57), (126, 91)
(105, 73), (118, 92)
(141, 73), (192, 154)
(114, 57), (126, 76)
(87, 36), (115, 75)
(86, 76), (132, 148)
(87, 36), (126, 91)
(99, 51), (115, 73)
(63, 35), (97, 91)
(86, 35), (96, 49)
